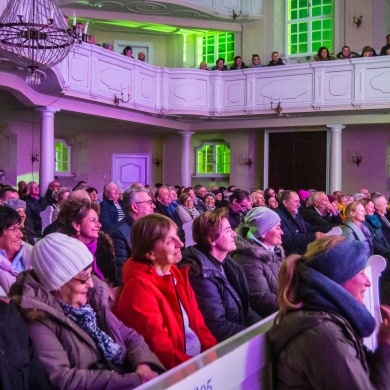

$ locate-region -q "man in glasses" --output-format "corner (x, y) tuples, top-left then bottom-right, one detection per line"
(227, 190), (250, 230)
(110, 188), (155, 284)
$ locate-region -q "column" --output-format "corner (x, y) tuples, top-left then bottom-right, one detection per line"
(36, 107), (59, 196)
(179, 131), (195, 187)
(327, 124), (344, 194)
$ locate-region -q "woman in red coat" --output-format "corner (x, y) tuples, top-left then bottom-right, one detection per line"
(114, 214), (216, 369)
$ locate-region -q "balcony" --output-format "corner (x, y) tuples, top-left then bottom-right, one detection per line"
(1, 43), (390, 129)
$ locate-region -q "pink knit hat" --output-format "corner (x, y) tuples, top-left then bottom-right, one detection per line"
(298, 189), (311, 201)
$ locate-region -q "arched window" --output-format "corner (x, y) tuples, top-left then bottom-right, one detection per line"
(287, 0), (333, 57)
(196, 142), (230, 178)
(55, 139), (71, 175)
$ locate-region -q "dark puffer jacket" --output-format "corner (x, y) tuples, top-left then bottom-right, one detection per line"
(232, 225), (285, 317)
(179, 246), (261, 342)
(268, 310), (390, 389)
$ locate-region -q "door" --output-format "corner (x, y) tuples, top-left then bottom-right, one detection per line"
(111, 153), (150, 188)
(268, 131), (327, 191)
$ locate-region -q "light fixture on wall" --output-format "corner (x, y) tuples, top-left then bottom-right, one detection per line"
(152, 157), (162, 167)
(353, 16), (363, 28)
(114, 85), (131, 107)
(0, 169), (5, 180)
(271, 99), (283, 117)
(31, 153), (39, 163)
(232, 9), (242, 21)
(351, 152), (363, 167)
(0, 0), (74, 85)
(239, 153), (253, 167)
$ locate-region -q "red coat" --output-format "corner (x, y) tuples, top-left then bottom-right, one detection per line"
(114, 259), (217, 369)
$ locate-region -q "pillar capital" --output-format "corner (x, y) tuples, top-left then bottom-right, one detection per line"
(178, 131), (195, 138)
(326, 124), (345, 133)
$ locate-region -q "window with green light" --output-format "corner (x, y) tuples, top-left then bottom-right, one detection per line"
(55, 139), (71, 175)
(197, 33), (234, 67)
(287, 0), (333, 56)
(196, 142), (230, 177)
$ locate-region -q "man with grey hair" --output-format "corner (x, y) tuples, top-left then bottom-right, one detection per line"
(300, 191), (342, 232)
(99, 182), (124, 233)
(110, 188), (155, 284)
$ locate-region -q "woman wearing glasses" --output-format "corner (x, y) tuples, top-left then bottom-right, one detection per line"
(10, 233), (164, 389)
(0, 206), (32, 297)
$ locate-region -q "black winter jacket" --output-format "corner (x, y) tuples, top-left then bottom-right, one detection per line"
(179, 246), (261, 342)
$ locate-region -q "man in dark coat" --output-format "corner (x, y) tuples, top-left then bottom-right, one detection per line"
(110, 188), (155, 284)
(227, 190), (250, 230)
(154, 186), (185, 242)
(275, 191), (325, 255)
(99, 182), (124, 233)
(300, 191), (343, 232)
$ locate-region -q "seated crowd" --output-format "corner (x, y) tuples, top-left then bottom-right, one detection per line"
(1, 179), (390, 388)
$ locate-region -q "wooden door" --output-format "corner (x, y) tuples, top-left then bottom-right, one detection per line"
(111, 153), (150, 188)
(268, 131), (327, 191)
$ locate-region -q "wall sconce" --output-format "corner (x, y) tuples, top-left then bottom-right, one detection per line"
(153, 157), (162, 167)
(353, 16), (363, 28)
(239, 153), (253, 167)
(114, 85), (131, 107)
(31, 153), (39, 163)
(352, 153), (363, 167)
(232, 9), (242, 21)
(0, 169), (5, 180)
(271, 99), (283, 117)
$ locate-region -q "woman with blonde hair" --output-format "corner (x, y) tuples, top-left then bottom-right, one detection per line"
(268, 236), (390, 389)
(341, 201), (373, 255)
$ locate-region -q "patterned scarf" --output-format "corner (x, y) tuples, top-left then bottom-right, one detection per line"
(59, 302), (124, 365)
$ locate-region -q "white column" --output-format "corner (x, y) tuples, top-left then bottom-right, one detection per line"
(36, 108), (59, 197)
(179, 131), (195, 187)
(327, 124), (344, 194)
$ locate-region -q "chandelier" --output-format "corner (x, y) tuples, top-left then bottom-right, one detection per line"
(0, 0), (74, 85)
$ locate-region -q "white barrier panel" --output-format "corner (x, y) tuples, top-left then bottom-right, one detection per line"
(363, 255), (386, 351)
(137, 314), (276, 390)
(137, 255), (384, 390)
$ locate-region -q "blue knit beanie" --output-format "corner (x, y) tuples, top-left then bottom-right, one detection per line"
(306, 240), (368, 285)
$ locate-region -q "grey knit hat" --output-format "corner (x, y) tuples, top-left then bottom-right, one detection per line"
(31, 233), (93, 291)
(204, 192), (216, 200)
(244, 206), (281, 238)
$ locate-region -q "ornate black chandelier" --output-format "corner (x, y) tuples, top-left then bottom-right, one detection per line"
(0, 0), (74, 85)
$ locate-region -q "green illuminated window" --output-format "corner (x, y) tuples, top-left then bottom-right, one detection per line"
(287, 0), (333, 56)
(196, 142), (230, 177)
(197, 33), (235, 67)
(55, 139), (71, 175)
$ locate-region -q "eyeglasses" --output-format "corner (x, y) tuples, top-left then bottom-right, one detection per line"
(135, 200), (154, 205)
(5, 225), (23, 233)
(73, 271), (94, 284)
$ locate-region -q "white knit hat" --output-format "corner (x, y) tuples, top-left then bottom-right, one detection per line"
(31, 233), (93, 291)
(244, 207), (281, 238)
